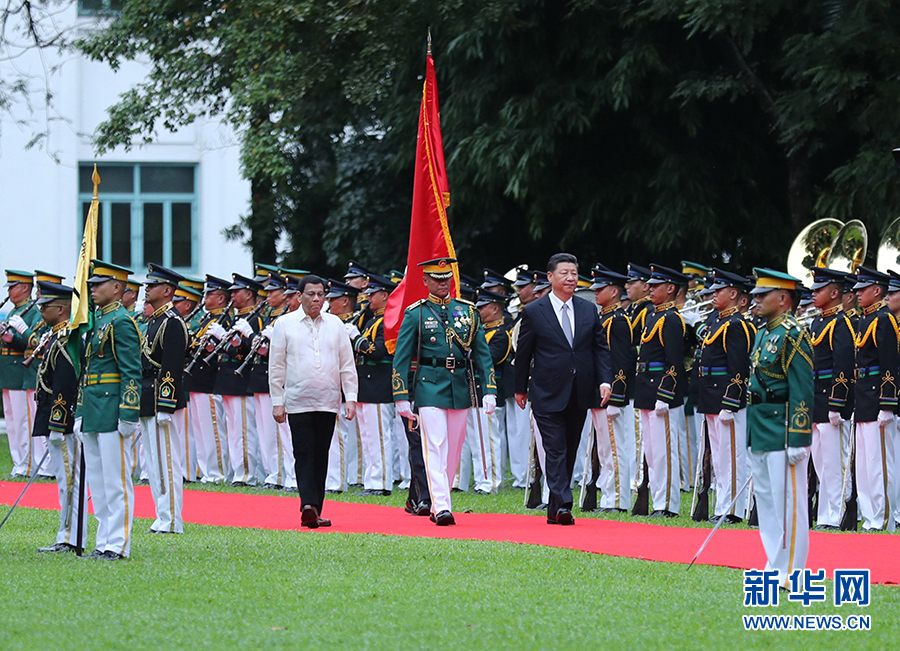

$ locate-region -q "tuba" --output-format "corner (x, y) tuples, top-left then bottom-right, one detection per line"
(877, 215), (900, 272)
(787, 218), (843, 286)
(825, 219), (868, 274)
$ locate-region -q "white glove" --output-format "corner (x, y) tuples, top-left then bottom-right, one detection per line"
(654, 400), (669, 417)
(38, 330), (53, 348)
(157, 412), (173, 426)
(117, 419), (139, 438)
(49, 430), (63, 443)
(606, 405), (621, 420)
(396, 400), (416, 421)
(73, 416), (82, 436)
(261, 325), (274, 340)
(828, 411), (841, 427)
(878, 410), (895, 426)
(344, 323), (361, 339)
(718, 409), (735, 423)
(234, 318), (254, 338)
(787, 446), (810, 465)
(681, 310), (703, 327)
(8, 314), (27, 334)
(206, 322), (227, 340)
(482, 394), (497, 415)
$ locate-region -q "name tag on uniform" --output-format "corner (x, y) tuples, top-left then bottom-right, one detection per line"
(424, 317), (439, 330)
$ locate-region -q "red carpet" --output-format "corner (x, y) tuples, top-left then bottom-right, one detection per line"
(3, 481), (899, 585)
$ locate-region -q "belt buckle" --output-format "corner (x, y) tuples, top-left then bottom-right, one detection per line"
(445, 356), (455, 370)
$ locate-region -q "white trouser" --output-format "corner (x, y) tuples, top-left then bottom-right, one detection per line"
(222, 395), (259, 485)
(356, 402), (397, 492)
(526, 411), (551, 505)
(25, 390), (51, 477)
(180, 406), (199, 481)
(706, 409), (749, 518)
(624, 400), (639, 491)
(132, 427), (146, 481)
(47, 434), (87, 546)
(506, 397), (531, 488)
(141, 412), (185, 533)
(573, 413), (592, 488)
(749, 449), (809, 588)
(457, 407), (502, 493)
(856, 420), (897, 531)
(679, 408), (698, 491)
(190, 393), (229, 483)
(81, 430), (135, 557)
(640, 408), (681, 513)
(344, 411), (363, 486)
(811, 421), (844, 527)
(3, 389), (33, 476)
(418, 407), (468, 515)
(255, 393), (295, 487)
(326, 413), (346, 492)
(393, 412), (410, 489)
(586, 408), (629, 510)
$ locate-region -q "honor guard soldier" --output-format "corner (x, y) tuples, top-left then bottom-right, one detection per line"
(169, 281), (203, 482)
(393, 257), (498, 525)
(212, 274), (265, 486)
(173, 283), (202, 321)
(185, 275), (232, 484)
(77, 260), (142, 560)
(33, 282), (85, 552)
(139, 264), (189, 533)
(251, 271), (296, 490)
(353, 274), (400, 495)
(635, 264), (688, 517)
(581, 266), (634, 512)
(746, 268), (814, 587)
(324, 279), (364, 491)
(506, 267), (539, 490)
(807, 267), (856, 530)
(696, 269), (754, 523)
(456, 288), (510, 493)
(851, 267), (900, 531)
(843, 274), (860, 327)
(523, 270), (554, 509)
(1, 270), (41, 477)
(625, 263), (653, 336)
(345, 261), (372, 329)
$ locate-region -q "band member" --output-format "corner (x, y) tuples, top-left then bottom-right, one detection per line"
(393, 257), (497, 525)
(852, 266), (899, 532)
(808, 267), (855, 530)
(634, 264), (688, 517)
(747, 268), (814, 587)
(697, 269), (754, 524)
(139, 264), (189, 534)
(582, 266), (634, 512)
(77, 260), (142, 560)
(506, 267), (539, 490)
(33, 281), (85, 552)
(624, 263), (652, 490)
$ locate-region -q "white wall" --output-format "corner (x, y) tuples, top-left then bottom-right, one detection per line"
(0, 6), (252, 285)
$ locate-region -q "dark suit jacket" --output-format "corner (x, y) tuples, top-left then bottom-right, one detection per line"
(514, 293), (612, 413)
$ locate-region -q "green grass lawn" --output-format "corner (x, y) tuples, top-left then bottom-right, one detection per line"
(1, 435), (897, 650)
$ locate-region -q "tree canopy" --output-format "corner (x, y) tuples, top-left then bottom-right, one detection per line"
(79, 0), (900, 277)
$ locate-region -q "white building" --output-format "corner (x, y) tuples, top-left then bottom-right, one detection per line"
(0, 1), (252, 294)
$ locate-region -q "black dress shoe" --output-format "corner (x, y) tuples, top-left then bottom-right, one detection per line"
(360, 489), (393, 496)
(404, 501), (417, 515)
(78, 548), (104, 560)
(231, 481), (248, 487)
(37, 542), (76, 553)
(813, 524), (839, 531)
(100, 551), (126, 560)
(650, 510), (679, 518)
(324, 489), (342, 494)
(556, 509), (575, 525)
(599, 507), (628, 514)
(430, 510), (455, 526)
(300, 505), (320, 529)
(315, 518), (332, 527)
(415, 502), (431, 516)
(532, 503), (548, 511)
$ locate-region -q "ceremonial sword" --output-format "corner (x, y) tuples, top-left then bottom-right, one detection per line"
(687, 474), (753, 570)
(0, 448), (50, 532)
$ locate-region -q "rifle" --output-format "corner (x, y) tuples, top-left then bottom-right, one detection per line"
(690, 418), (712, 521)
(631, 456), (650, 516)
(184, 299), (233, 375)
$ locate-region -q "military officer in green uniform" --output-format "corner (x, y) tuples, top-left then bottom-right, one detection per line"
(1, 270), (41, 477)
(747, 268), (814, 588)
(393, 257), (497, 525)
(76, 260), (142, 560)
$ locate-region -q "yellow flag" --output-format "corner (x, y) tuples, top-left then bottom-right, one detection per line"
(70, 165), (100, 330)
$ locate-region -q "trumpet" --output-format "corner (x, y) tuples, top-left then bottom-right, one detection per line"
(184, 299), (233, 375)
(680, 298), (715, 317)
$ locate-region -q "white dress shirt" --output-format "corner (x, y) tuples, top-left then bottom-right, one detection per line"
(548, 290), (575, 340)
(268, 308), (358, 414)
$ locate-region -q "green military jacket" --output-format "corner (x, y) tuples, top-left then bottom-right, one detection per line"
(392, 295), (497, 410)
(22, 319), (48, 391)
(746, 313), (814, 452)
(0, 300), (41, 390)
(76, 300), (142, 433)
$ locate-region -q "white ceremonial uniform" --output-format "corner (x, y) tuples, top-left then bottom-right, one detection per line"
(141, 412), (185, 533)
(356, 402), (397, 492)
(190, 392), (229, 483)
(588, 407), (629, 510)
(706, 409), (749, 518)
(48, 433), (87, 546)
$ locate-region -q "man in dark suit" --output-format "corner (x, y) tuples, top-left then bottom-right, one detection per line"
(515, 253), (612, 525)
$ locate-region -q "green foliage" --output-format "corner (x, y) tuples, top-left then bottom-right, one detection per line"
(77, 0), (900, 275)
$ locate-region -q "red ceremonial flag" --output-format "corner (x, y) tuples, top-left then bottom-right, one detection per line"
(384, 49), (458, 353)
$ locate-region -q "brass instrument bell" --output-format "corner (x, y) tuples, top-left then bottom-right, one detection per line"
(825, 219), (868, 274)
(786, 218), (843, 285)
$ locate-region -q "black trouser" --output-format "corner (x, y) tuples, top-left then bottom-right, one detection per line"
(532, 391), (586, 518)
(402, 416), (431, 506)
(289, 411), (336, 513)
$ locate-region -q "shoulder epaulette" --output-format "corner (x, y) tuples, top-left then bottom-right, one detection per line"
(406, 299), (427, 311)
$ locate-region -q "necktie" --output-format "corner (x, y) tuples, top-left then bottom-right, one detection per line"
(561, 303), (574, 347)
